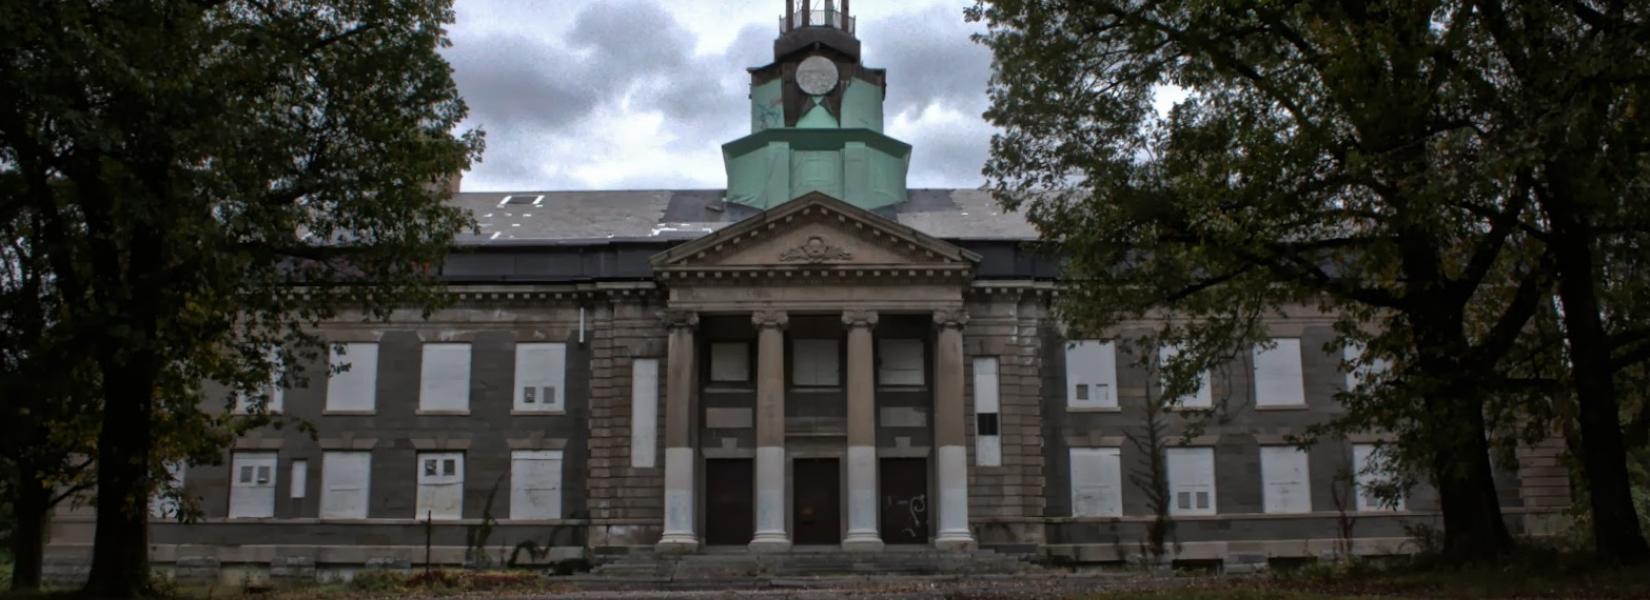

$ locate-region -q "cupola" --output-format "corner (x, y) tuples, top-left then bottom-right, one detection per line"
(723, 0), (911, 211)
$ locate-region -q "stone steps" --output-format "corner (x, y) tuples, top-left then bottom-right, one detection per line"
(583, 547), (1035, 582)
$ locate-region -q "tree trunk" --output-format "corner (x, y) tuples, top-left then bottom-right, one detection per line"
(82, 362), (156, 598)
(1410, 301), (1513, 564)
(1545, 194), (1650, 563)
(10, 475), (50, 591)
(1428, 391), (1513, 564)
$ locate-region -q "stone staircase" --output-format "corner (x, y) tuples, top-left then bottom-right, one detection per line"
(565, 546), (1037, 590)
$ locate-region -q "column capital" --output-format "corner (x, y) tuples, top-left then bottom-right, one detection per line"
(841, 309), (879, 329)
(660, 309), (699, 330)
(752, 310), (789, 329)
(933, 308), (969, 329)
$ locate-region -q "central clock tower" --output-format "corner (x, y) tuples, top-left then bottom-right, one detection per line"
(723, 0), (912, 211)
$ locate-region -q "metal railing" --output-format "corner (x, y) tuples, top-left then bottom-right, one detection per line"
(780, 10), (855, 34)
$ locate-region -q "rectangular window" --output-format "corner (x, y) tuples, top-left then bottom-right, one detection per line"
(1065, 340), (1118, 409)
(290, 459), (308, 499)
(878, 338), (925, 386)
(973, 357), (1001, 467)
(1260, 446), (1311, 513)
(514, 342), (567, 413)
(320, 451), (371, 519)
(1353, 443), (1405, 512)
(792, 338), (840, 386)
(710, 342), (750, 383)
(1070, 447), (1123, 517)
(228, 452), (277, 519)
(1166, 447), (1217, 516)
(510, 450), (564, 520)
(234, 349), (285, 415)
(631, 359), (660, 468)
(419, 343), (471, 413)
(1158, 344), (1213, 409)
(1344, 342), (1392, 391)
(416, 452), (464, 520)
(1254, 338), (1306, 407)
(149, 461), (186, 519)
(325, 343), (378, 413)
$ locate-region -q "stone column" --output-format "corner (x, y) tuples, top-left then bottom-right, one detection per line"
(932, 308), (976, 551)
(657, 310), (700, 553)
(841, 310), (883, 551)
(749, 310), (792, 552)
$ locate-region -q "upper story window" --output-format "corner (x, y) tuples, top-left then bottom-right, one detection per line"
(1253, 338), (1306, 408)
(878, 338), (924, 386)
(1159, 344), (1213, 409)
(514, 342), (567, 413)
(419, 343), (472, 414)
(792, 338), (840, 387)
(325, 343), (378, 413)
(1065, 340), (1118, 410)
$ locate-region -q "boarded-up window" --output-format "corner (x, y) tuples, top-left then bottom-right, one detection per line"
(419, 343), (471, 413)
(1254, 338), (1306, 407)
(1353, 443), (1405, 512)
(1344, 342), (1393, 391)
(973, 357), (1002, 467)
(416, 452), (464, 520)
(320, 451), (370, 519)
(1166, 447), (1217, 516)
(290, 459), (308, 499)
(514, 342), (567, 413)
(878, 338), (925, 386)
(229, 453), (277, 519)
(1070, 447), (1122, 517)
(631, 359), (659, 468)
(149, 461), (186, 519)
(1065, 340), (1118, 409)
(510, 450), (564, 520)
(325, 343), (378, 413)
(793, 338), (840, 386)
(1158, 344), (1213, 409)
(233, 349), (285, 415)
(710, 342), (750, 383)
(1261, 446), (1311, 513)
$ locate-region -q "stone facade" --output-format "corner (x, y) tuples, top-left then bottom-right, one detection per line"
(43, 3), (1573, 582)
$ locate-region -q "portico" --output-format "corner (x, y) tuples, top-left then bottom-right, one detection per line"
(650, 193), (981, 553)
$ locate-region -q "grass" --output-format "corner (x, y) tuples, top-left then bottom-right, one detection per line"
(1082, 559), (1650, 600)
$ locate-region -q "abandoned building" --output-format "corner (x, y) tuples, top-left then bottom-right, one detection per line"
(47, 0), (1568, 583)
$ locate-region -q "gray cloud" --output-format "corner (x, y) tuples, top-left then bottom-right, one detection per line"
(445, 0), (992, 191)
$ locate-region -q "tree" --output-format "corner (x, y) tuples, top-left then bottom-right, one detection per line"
(0, 1), (481, 595)
(1464, 1), (1650, 562)
(0, 206), (100, 591)
(968, 0), (1561, 563)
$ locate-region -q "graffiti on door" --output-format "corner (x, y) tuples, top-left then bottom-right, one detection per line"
(883, 492), (927, 540)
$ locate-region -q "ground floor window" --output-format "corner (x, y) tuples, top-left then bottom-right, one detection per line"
(229, 452), (277, 519)
(417, 452), (465, 520)
(1070, 447), (1122, 517)
(1166, 446), (1217, 516)
(320, 451), (371, 519)
(510, 450), (564, 520)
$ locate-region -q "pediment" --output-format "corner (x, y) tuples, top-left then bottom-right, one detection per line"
(651, 192), (978, 279)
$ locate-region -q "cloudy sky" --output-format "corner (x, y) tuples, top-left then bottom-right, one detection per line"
(441, 0), (993, 192)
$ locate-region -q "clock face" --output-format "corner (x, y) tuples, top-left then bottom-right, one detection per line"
(796, 56), (839, 96)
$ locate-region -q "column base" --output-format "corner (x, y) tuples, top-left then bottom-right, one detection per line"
(933, 533), (977, 552)
(655, 534), (700, 554)
(748, 533), (793, 553)
(841, 532), (884, 552)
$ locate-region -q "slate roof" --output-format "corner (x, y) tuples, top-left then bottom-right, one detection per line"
(455, 189), (1039, 246)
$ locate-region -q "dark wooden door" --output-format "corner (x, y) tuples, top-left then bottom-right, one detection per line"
(792, 458), (841, 545)
(704, 459), (753, 546)
(879, 457), (929, 544)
